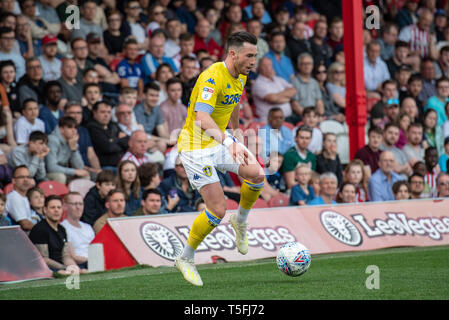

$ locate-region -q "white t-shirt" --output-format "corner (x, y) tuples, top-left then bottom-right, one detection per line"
(14, 116), (46, 144)
(60, 220), (95, 258)
(39, 56), (62, 81)
(5, 190), (40, 224)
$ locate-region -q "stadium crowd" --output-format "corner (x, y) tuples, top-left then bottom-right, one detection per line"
(1, 0), (449, 273)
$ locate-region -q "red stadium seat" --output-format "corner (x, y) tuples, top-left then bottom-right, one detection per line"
(245, 121), (266, 134)
(283, 122), (295, 130)
(267, 194), (290, 208)
(68, 179), (96, 199)
(252, 198), (268, 209)
(2, 183), (13, 195)
(38, 180), (70, 198)
(366, 97), (380, 112)
(226, 198), (239, 210)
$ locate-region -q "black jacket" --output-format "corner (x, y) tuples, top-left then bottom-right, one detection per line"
(81, 186), (106, 226)
(86, 119), (129, 167)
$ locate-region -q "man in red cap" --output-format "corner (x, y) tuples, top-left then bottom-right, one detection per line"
(38, 34), (61, 81)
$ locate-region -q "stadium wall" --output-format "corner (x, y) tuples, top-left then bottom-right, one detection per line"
(92, 198), (449, 269)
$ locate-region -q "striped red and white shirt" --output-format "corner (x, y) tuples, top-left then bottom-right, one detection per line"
(398, 24), (433, 57)
(120, 151), (152, 167)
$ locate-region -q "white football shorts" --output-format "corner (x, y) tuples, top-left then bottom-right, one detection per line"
(179, 137), (254, 191)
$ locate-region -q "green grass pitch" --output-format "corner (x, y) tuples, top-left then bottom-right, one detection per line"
(1, 245), (448, 300)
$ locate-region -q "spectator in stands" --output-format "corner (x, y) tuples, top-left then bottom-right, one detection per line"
(93, 189), (127, 234)
(38, 34), (61, 82)
(132, 188), (165, 216)
(289, 163), (315, 206)
(436, 172), (449, 197)
(443, 104), (449, 139)
(259, 107), (295, 159)
(286, 21), (311, 68)
(401, 95), (420, 124)
(123, 0), (148, 53)
(0, 193), (10, 226)
(46, 116), (89, 184)
(419, 58), (437, 104)
(308, 172), (338, 205)
(368, 150), (402, 202)
(370, 80), (398, 125)
(392, 180), (410, 200)
(380, 123), (412, 178)
(103, 10), (127, 58)
(5, 165), (37, 231)
(17, 57), (46, 107)
(315, 132), (343, 187)
(438, 137), (449, 173)
(30, 195), (88, 274)
(364, 40), (391, 99)
(193, 18), (222, 61)
(408, 173), (425, 199)
(398, 7), (438, 60)
(354, 126), (383, 177)
(292, 53), (324, 118)
(164, 18), (182, 58)
(280, 125), (316, 189)
(81, 170), (116, 226)
(81, 83), (102, 125)
(434, 46), (449, 79)
(335, 182), (357, 203)
(251, 56), (297, 122)
(116, 160), (142, 216)
(58, 58), (83, 103)
(14, 98), (45, 144)
(309, 19), (333, 67)
(326, 62), (346, 110)
(120, 130), (154, 166)
(87, 101), (130, 170)
(0, 60), (20, 116)
(395, 0), (419, 30)
(159, 156), (200, 213)
(343, 159), (369, 202)
(64, 102), (101, 175)
(247, 18), (269, 68)
(425, 77), (449, 127)
(301, 107), (323, 154)
(154, 63), (176, 106)
(27, 186), (44, 221)
(178, 55), (198, 106)
(61, 192), (95, 269)
(117, 87), (139, 125)
(117, 37), (144, 97)
(326, 16), (343, 52)
(377, 98), (401, 130)
(313, 62), (344, 123)
(7, 130), (48, 182)
(402, 122), (425, 166)
(71, 0), (103, 40)
(115, 103), (143, 137)
(134, 82), (170, 154)
(379, 23), (399, 62)
(141, 33), (178, 83)
(265, 31), (295, 83)
(38, 81), (65, 134)
(422, 108), (444, 156)
(219, 3), (244, 41)
(15, 14), (38, 59)
(423, 146), (440, 196)
(0, 26), (25, 81)
(160, 77), (187, 137)
(385, 41), (410, 79)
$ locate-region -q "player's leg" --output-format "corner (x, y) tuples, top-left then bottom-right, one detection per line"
(181, 182), (226, 260)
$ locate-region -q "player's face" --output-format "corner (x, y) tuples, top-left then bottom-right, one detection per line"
(233, 42), (257, 76)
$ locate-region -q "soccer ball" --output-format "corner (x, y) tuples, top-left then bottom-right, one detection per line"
(276, 242), (311, 277)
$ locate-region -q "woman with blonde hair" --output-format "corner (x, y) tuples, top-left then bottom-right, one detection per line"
(326, 62), (346, 109)
(116, 160), (142, 215)
(344, 159), (369, 202)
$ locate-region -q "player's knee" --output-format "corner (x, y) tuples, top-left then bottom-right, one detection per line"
(207, 199), (227, 219)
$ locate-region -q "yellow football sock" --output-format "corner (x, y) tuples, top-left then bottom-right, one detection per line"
(239, 179), (264, 210)
(187, 208), (222, 250)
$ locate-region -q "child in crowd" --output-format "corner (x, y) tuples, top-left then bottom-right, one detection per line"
(289, 164), (315, 206)
(82, 83), (103, 126)
(310, 171), (321, 196)
(0, 193), (11, 226)
(299, 107), (323, 154)
(27, 187), (45, 222)
(396, 112), (411, 149)
(343, 159), (369, 202)
(113, 86), (139, 127)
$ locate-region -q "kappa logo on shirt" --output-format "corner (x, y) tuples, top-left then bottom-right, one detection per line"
(206, 78), (216, 85)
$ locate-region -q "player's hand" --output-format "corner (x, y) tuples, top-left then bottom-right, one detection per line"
(228, 142), (249, 166)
